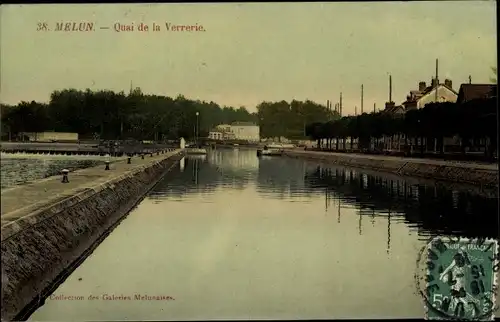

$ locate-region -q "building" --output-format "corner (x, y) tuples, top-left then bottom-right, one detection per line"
(208, 131), (223, 140)
(209, 122), (260, 142)
(230, 122), (260, 142)
(209, 124), (236, 141)
(456, 84), (497, 104)
(382, 102), (405, 116)
(402, 78), (458, 110)
(215, 124), (232, 132)
(20, 132), (79, 142)
(208, 131), (235, 141)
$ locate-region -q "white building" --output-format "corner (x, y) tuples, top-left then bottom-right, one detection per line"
(208, 131), (235, 140)
(209, 131), (223, 140)
(215, 124), (232, 132)
(209, 122), (260, 142)
(20, 131), (79, 142)
(230, 122), (260, 142)
(402, 78), (458, 110)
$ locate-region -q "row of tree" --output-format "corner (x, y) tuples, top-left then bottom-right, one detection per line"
(305, 96), (497, 158)
(1, 88), (337, 141)
(1, 88), (259, 140)
(256, 100), (338, 139)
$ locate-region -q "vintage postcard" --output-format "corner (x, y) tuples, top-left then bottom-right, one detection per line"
(0, 2), (497, 321)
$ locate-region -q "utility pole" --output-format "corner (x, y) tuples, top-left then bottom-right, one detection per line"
(355, 106), (358, 116)
(340, 92), (343, 117)
(389, 75), (392, 102)
(361, 84), (364, 114)
(435, 58), (439, 101)
(373, 103), (376, 113)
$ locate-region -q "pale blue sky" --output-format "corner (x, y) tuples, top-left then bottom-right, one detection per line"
(0, 2), (496, 115)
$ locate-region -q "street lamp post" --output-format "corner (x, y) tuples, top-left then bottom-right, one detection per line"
(195, 112), (199, 146)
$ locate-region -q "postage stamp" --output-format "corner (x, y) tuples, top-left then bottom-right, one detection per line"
(416, 236), (499, 321)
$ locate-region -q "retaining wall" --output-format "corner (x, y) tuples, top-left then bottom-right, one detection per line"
(1, 151), (185, 321)
(283, 150), (498, 187)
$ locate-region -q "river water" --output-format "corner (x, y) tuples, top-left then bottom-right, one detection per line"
(0, 153), (109, 190)
(18, 148), (499, 320)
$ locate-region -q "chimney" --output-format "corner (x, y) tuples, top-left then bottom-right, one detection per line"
(418, 81), (426, 92)
(431, 77), (438, 88)
(444, 79), (452, 89)
(361, 84), (364, 114)
(389, 75), (392, 102)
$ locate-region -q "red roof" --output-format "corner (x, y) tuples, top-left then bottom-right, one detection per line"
(457, 84), (497, 103)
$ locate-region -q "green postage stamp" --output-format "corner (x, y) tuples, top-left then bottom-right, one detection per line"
(422, 236), (499, 320)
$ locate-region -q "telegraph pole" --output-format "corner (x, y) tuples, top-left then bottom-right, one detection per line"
(340, 92), (343, 117)
(373, 103), (376, 113)
(435, 58), (439, 101)
(361, 84), (364, 114)
(389, 75), (392, 102)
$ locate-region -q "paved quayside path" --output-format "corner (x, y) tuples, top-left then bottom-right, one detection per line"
(285, 149), (498, 171)
(0, 150), (182, 227)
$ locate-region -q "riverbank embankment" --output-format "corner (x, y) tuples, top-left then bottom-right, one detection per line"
(1, 149), (185, 321)
(282, 149), (498, 187)
(0, 141), (176, 156)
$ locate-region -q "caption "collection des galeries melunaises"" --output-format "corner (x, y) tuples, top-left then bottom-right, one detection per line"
(49, 294), (175, 301)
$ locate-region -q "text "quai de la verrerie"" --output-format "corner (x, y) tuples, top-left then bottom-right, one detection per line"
(36, 21), (206, 33)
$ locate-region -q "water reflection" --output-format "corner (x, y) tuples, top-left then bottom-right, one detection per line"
(28, 148), (499, 321)
(152, 150), (498, 242)
(149, 150), (259, 201)
(256, 156), (311, 199)
(304, 164), (498, 239)
(153, 150), (498, 239)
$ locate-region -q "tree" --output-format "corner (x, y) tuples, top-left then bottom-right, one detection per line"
(490, 66), (497, 83)
(304, 96), (497, 160)
(257, 99), (338, 140)
(1, 88), (259, 141)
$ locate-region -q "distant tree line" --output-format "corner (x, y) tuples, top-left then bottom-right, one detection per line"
(257, 100), (338, 139)
(306, 96), (497, 158)
(0, 88), (259, 141)
(1, 88), (338, 142)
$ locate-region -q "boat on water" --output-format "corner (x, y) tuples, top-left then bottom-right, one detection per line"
(186, 122), (207, 154)
(186, 147), (207, 155)
(257, 145), (282, 157)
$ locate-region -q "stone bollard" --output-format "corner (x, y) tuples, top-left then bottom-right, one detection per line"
(105, 161), (110, 170)
(141, 154), (145, 159)
(127, 157), (131, 164)
(61, 169), (69, 183)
